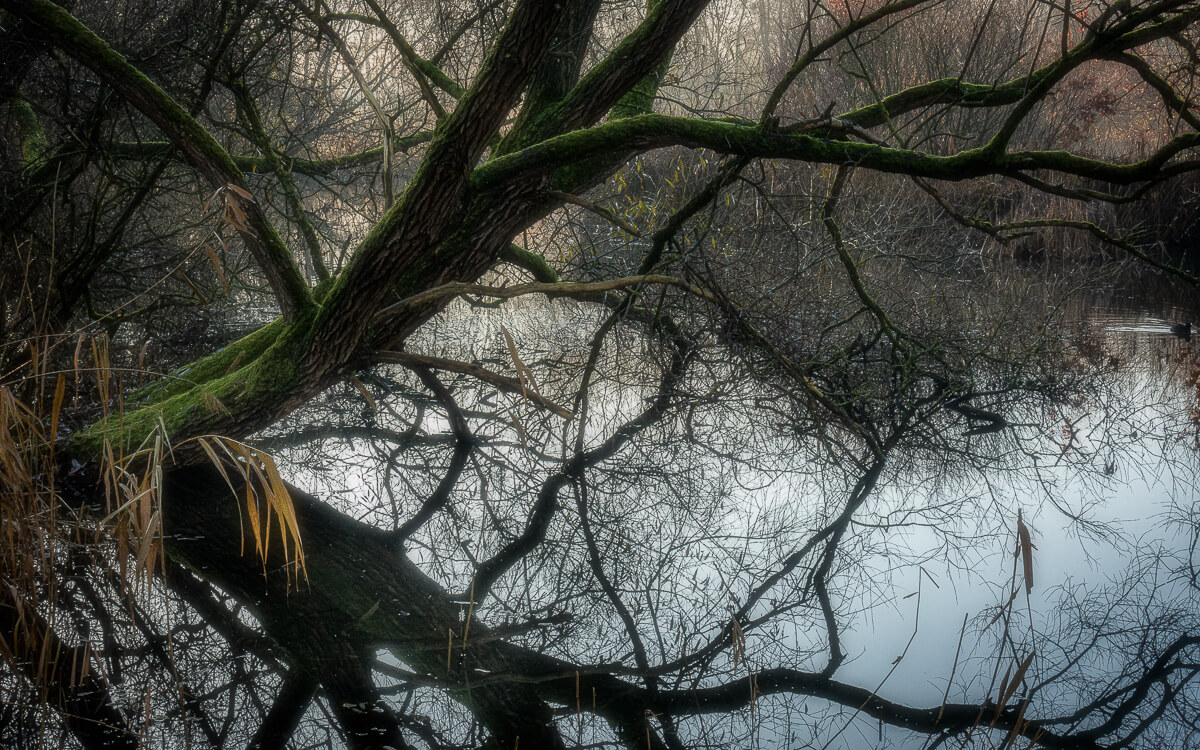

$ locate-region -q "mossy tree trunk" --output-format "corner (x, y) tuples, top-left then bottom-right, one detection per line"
(5, 0), (1200, 747)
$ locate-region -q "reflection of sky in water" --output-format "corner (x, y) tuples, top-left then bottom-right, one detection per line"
(270, 276), (1199, 748)
(813, 294), (1199, 746)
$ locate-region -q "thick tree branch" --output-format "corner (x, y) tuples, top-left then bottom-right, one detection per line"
(650, 668), (1105, 750)
(548, 0), (714, 133)
(392, 367), (474, 541)
(374, 274), (715, 323)
(246, 671), (318, 750)
(302, 0), (569, 378)
(472, 113), (1200, 190)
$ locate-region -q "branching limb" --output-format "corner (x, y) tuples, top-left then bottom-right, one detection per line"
(689, 270), (859, 440)
(997, 219), (1198, 283)
(432, 0), (507, 65)
(661, 457), (887, 678)
(0, 587), (138, 750)
(372, 275), (717, 325)
(298, 2), (397, 207)
(650, 668), (1105, 750)
(821, 166), (905, 351)
(359, 1), (457, 113)
(468, 333), (690, 604)
(104, 131), (435, 176)
(376, 351), (573, 419)
(548, 189), (642, 236)
(302, 0), (569, 375)
(913, 177), (1199, 284)
(640, 155), (751, 274)
(536, 0), (715, 135)
(1047, 634), (1200, 740)
(471, 113), (1200, 191)
(228, 78), (330, 281)
(812, 551), (846, 678)
(1112, 50), (1200, 131)
(246, 671), (318, 750)
(986, 2), (1200, 154)
(763, 0), (934, 120)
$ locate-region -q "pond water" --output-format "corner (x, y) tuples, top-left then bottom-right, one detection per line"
(816, 276), (1199, 747)
(260, 266), (1199, 748)
(8, 265), (1195, 750)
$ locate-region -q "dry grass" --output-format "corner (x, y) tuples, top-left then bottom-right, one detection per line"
(0, 329), (306, 742)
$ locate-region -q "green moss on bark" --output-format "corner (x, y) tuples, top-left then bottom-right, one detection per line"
(131, 319), (286, 405)
(500, 244), (558, 283)
(473, 112), (1186, 190)
(10, 93), (48, 167)
(68, 310), (317, 460)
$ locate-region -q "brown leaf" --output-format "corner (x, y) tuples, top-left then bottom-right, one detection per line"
(500, 325), (529, 400)
(992, 662), (1013, 724)
(202, 242), (229, 293)
(226, 184), (255, 201)
(1002, 652), (1035, 708)
(1017, 509), (1034, 594)
(508, 407), (529, 452)
(223, 199), (250, 232)
(175, 269), (209, 305)
(49, 374), (65, 446)
(350, 376), (377, 413)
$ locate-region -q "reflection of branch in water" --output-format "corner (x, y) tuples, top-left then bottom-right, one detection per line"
(925, 373), (1010, 435)
(378, 350), (575, 419)
(468, 329), (692, 605)
(393, 366), (474, 542)
(0, 584), (138, 749)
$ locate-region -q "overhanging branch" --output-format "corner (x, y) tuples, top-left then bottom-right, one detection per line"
(471, 113), (1200, 191)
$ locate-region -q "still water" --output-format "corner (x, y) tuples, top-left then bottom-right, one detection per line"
(8, 268), (1195, 749)
(264, 268), (1199, 748)
(823, 277), (1199, 747)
